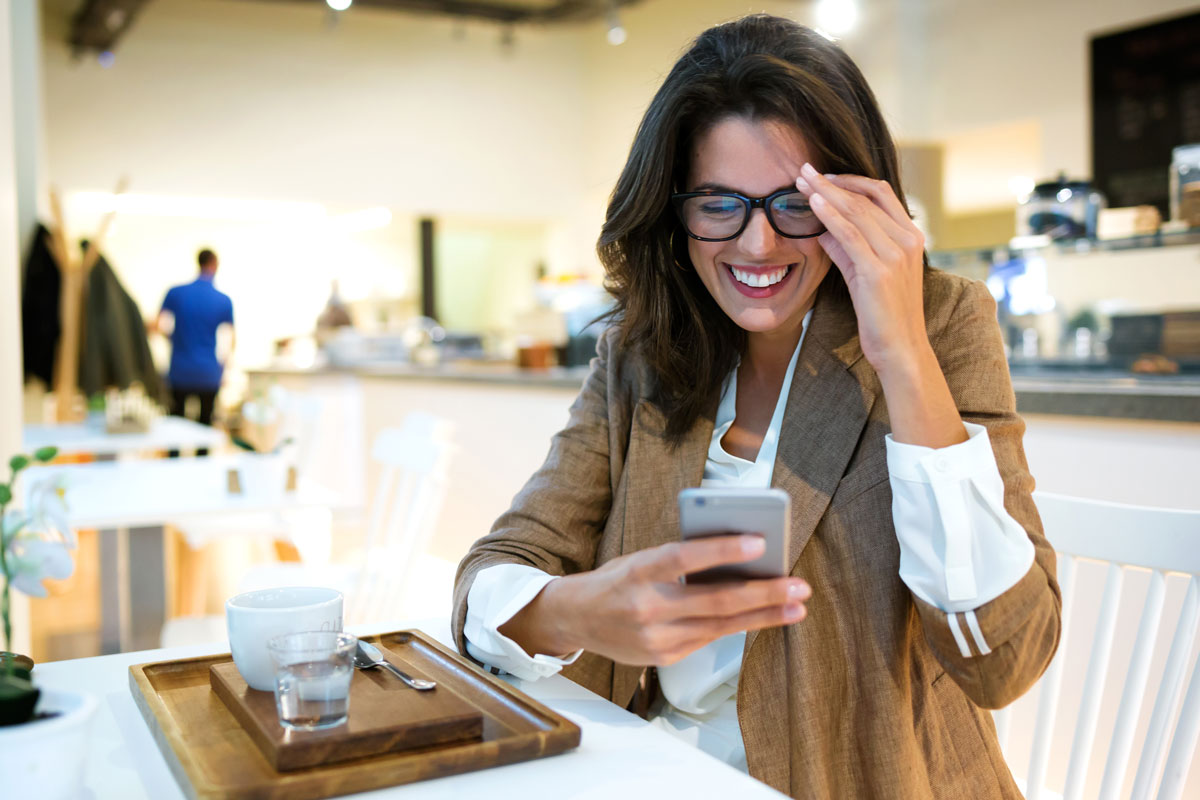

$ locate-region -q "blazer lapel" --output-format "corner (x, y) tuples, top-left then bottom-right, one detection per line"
(620, 398), (715, 555)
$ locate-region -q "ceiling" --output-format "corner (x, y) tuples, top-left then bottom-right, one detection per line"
(64, 0), (645, 55)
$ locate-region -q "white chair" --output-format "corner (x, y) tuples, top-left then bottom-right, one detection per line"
(171, 391), (332, 563)
(160, 412), (457, 646)
(994, 491), (1200, 800)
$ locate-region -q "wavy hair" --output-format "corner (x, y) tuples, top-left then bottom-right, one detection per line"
(597, 14), (912, 443)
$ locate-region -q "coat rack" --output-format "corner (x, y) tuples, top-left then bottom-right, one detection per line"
(43, 178), (127, 422)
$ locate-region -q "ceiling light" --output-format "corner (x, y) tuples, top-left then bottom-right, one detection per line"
(326, 0), (352, 11)
(815, 0), (858, 36)
(605, 1), (625, 45)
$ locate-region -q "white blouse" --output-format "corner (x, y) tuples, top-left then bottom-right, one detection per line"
(463, 311), (1034, 769)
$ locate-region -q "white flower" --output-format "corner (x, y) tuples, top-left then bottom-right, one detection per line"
(5, 530), (74, 597)
(1, 477), (76, 598)
(25, 476), (74, 548)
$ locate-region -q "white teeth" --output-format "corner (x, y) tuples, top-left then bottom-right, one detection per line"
(730, 265), (790, 287)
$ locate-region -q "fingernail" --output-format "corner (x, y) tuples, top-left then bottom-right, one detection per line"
(785, 603), (803, 620)
(795, 176), (812, 193)
(787, 581), (809, 599)
(801, 162), (818, 177)
(823, 173), (838, 181)
(809, 192), (824, 206)
(741, 536), (765, 556)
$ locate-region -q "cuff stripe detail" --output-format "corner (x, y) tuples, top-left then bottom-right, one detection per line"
(947, 611), (972, 658)
(963, 610), (991, 655)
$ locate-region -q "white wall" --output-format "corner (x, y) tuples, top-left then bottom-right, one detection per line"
(3, 0), (35, 657)
(847, 0), (1199, 212)
(41, 0), (587, 217)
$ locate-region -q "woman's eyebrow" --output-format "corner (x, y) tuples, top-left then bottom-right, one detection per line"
(690, 182), (802, 195)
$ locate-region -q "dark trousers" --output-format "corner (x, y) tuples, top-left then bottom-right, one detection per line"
(169, 387), (218, 457)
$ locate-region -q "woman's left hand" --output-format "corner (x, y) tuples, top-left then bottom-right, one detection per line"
(797, 162), (929, 379)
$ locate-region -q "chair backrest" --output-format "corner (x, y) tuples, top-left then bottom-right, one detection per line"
(995, 491), (1200, 800)
(344, 412), (456, 625)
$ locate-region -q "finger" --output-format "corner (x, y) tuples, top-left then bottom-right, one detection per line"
(800, 164), (912, 245)
(809, 191), (901, 274)
(670, 576), (810, 618)
(821, 173), (912, 229)
(822, 175), (927, 260)
(637, 535), (765, 581)
(675, 600), (807, 646)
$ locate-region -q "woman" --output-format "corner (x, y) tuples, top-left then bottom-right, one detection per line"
(452, 14), (1060, 799)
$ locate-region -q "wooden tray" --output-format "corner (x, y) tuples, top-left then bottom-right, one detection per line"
(209, 659), (484, 771)
(130, 630), (581, 799)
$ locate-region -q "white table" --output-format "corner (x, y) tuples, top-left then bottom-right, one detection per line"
(23, 416), (226, 457)
(33, 619), (785, 799)
(24, 455), (340, 529)
(23, 456), (342, 654)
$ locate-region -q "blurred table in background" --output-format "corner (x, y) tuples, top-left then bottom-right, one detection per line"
(23, 415), (226, 457)
(23, 455), (340, 654)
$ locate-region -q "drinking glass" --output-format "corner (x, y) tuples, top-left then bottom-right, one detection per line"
(267, 631), (357, 731)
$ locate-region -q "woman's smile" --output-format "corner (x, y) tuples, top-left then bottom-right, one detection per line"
(723, 260), (798, 297)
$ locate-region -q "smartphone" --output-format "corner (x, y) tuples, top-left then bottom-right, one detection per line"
(678, 487), (790, 584)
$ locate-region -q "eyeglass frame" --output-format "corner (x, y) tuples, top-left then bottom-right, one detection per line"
(670, 188), (826, 242)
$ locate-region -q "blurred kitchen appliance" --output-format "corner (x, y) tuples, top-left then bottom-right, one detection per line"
(1017, 173), (1107, 240)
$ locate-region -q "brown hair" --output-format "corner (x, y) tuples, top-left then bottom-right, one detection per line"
(597, 14), (911, 443)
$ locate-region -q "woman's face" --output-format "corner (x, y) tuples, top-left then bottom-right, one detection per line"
(684, 116), (831, 338)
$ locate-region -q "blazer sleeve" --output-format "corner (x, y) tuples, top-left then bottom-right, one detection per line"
(451, 329), (620, 660)
(912, 279), (1062, 709)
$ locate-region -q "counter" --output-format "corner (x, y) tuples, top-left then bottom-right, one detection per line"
(250, 361), (1200, 423)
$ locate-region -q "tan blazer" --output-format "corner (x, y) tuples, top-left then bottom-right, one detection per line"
(453, 269), (1061, 799)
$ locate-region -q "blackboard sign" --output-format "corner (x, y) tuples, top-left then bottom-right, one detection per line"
(1091, 10), (1200, 218)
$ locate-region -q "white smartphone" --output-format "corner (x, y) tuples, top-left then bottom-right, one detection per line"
(678, 487), (790, 584)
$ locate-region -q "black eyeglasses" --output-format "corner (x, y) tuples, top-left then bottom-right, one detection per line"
(670, 188), (825, 242)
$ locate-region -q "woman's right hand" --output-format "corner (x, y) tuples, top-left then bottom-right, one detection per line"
(498, 535), (810, 666)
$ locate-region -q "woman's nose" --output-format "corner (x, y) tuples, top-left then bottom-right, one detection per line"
(739, 208), (777, 255)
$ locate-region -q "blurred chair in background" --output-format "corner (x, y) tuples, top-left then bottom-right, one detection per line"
(996, 492), (1200, 800)
(161, 411), (456, 646)
(168, 389), (329, 618)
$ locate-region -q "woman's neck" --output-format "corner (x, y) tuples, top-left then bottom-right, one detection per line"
(742, 310), (810, 383)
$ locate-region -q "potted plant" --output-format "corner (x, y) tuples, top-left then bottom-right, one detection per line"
(231, 385), (296, 494)
(0, 447), (99, 798)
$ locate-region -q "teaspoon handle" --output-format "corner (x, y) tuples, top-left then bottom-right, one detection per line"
(381, 660), (434, 688)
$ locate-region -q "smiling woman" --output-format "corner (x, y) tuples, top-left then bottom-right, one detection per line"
(453, 14), (1060, 799)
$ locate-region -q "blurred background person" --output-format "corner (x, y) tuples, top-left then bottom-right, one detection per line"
(150, 248), (235, 454)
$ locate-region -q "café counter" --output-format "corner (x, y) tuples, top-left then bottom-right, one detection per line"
(250, 360), (1200, 423)
(247, 363), (1200, 572)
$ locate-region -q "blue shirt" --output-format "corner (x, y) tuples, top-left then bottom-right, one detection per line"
(161, 275), (234, 389)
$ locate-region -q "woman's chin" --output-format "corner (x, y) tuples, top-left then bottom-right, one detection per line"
(728, 308), (798, 335)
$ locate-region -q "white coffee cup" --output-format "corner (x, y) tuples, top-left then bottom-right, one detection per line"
(226, 586), (343, 691)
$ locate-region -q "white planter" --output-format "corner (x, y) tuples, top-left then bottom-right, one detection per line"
(0, 687), (98, 799)
(238, 453), (293, 497)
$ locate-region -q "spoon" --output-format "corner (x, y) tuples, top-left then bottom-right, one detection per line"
(353, 639), (437, 691)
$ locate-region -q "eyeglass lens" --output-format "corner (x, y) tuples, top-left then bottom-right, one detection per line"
(678, 192), (821, 240)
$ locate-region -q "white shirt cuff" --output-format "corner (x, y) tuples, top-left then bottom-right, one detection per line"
(464, 563), (582, 681)
(886, 422), (1035, 614)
